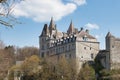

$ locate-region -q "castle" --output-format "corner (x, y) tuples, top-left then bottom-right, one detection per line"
(39, 18), (120, 70)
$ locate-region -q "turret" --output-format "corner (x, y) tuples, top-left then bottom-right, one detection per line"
(40, 24), (50, 37)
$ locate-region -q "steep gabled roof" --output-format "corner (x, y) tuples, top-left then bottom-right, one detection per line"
(77, 30), (96, 39)
(63, 32), (68, 38)
(55, 30), (63, 39)
(106, 32), (111, 37)
(106, 32), (115, 38)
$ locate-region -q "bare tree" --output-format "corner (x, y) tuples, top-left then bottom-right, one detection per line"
(0, 0), (22, 27)
(16, 46), (39, 61)
(0, 45), (15, 79)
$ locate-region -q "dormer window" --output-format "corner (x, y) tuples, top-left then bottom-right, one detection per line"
(83, 35), (88, 41)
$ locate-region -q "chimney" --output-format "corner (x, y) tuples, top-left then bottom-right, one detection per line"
(80, 27), (84, 31)
(86, 29), (89, 34)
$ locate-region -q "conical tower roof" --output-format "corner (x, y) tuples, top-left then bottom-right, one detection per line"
(41, 24), (49, 37)
(67, 21), (75, 34)
(49, 17), (55, 30)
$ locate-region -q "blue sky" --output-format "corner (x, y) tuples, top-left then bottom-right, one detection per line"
(0, 0), (120, 49)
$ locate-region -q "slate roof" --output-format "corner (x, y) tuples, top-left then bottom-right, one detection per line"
(77, 30), (96, 39)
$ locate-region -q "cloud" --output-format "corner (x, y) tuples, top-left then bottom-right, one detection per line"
(12, 0), (86, 22)
(84, 23), (100, 30)
(72, 0), (86, 5)
(95, 34), (103, 40)
(95, 35), (100, 40)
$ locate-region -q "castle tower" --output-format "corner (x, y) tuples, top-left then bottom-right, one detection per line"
(39, 18), (58, 58)
(105, 32), (114, 69)
(105, 32), (118, 69)
(106, 32), (115, 51)
(39, 24), (50, 58)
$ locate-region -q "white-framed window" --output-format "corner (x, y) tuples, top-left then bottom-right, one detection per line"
(83, 35), (88, 41)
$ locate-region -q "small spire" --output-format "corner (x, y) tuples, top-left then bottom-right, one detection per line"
(67, 20), (75, 34)
(49, 17), (56, 35)
(49, 17), (55, 30)
(70, 20), (73, 27)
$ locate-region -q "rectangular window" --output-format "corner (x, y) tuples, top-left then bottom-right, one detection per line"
(42, 45), (44, 50)
(69, 54), (71, 58)
(65, 45), (67, 51)
(72, 44), (75, 50)
(63, 47), (64, 52)
(65, 54), (67, 58)
(58, 55), (60, 61)
(83, 37), (88, 41)
(69, 45), (71, 51)
(81, 56), (83, 58)
(47, 43), (49, 49)
(90, 47), (92, 50)
(59, 47), (60, 53)
(91, 53), (94, 59)
(47, 51), (49, 56)
(41, 52), (44, 58)
(112, 45), (114, 48)
(42, 38), (44, 42)
(56, 48), (59, 53)
(84, 47), (86, 50)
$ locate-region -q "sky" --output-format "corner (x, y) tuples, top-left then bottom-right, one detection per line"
(0, 0), (120, 49)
